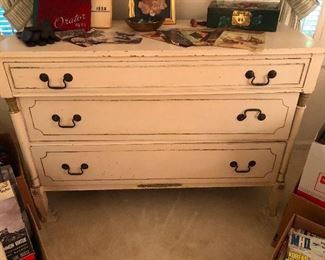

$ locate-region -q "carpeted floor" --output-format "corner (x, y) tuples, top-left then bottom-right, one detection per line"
(40, 148), (308, 260)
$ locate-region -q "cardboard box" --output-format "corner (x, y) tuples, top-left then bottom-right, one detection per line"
(0, 135), (46, 259)
(272, 214), (325, 259)
(0, 242), (7, 259)
(0, 134), (21, 178)
(272, 191), (325, 247)
(0, 176), (46, 260)
(0, 134), (41, 226)
(26, 206), (48, 260)
(297, 123), (325, 207)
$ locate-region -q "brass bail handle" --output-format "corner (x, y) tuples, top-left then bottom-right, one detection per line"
(39, 73), (73, 89)
(62, 163), (89, 175)
(230, 161), (256, 173)
(237, 108), (266, 121)
(51, 114), (81, 128)
(245, 70), (277, 86)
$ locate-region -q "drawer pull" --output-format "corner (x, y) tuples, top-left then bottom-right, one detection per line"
(39, 73), (73, 89)
(245, 70), (277, 86)
(230, 160), (256, 173)
(62, 163), (88, 175)
(51, 114), (82, 128)
(237, 108), (266, 121)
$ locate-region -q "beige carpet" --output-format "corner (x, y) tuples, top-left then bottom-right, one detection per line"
(40, 148), (308, 260)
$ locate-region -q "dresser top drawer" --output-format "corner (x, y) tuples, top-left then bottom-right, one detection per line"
(5, 58), (309, 95)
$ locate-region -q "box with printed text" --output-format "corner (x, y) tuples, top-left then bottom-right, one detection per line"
(297, 123), (325, 207)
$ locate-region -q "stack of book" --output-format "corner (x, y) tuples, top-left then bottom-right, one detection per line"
(0, 150), (36, 260)
(285, 228), (325, 260)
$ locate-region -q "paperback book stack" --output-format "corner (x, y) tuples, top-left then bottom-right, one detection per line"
(0, 165), (35, 260)
(280, 228), (325, 260)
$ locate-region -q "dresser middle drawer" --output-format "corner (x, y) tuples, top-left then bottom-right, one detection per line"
(20, 93), (299, 141)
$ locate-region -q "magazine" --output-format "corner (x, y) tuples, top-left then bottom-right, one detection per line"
(287, 228), (325, 260)
(214, 31), (265, 51)
(56, 29), (143, 47)
(143, 29), (224, 47)
(142, 30), (168, 43)
(0, 181), (35, 260)
(179, 30), (213, 46)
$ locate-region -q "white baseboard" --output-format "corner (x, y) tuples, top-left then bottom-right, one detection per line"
(294, 140), (312, 150)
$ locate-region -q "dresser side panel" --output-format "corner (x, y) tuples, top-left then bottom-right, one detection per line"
(303, 54), (325, 93)
(0, 61), (13, 98)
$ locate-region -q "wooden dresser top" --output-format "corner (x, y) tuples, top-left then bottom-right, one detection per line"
(0, 21), (324, 58)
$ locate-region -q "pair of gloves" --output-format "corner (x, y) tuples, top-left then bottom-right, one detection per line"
(16, 22), (60, 47)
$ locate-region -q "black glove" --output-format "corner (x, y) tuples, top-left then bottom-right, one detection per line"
(16, 21), (60, 47)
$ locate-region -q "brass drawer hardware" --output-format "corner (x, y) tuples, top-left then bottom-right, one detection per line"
(245, 70), (277, 86)
(61, 163), (88, 175)
(138, 183), (182, 188)
(51, 114), (81, 128)
(230, 160), (256, 173)
(39, 73), (73, 89)
(232, 10), (252, 27)
(237, 108), (266, 121)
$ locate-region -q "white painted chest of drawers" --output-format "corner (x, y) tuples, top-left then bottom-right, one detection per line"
(0, 22), (324, 220)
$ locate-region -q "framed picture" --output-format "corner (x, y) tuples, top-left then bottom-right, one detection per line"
(128, 0), (176, 25)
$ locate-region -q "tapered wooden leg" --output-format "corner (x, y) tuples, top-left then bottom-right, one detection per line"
(6, 98), (49, 221)
(268, 183), (285, 217)
(268, 94), (310, 216)
(30, 187), (48, 222)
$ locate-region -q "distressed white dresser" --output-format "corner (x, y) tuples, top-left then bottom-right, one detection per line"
(0, 22), (324, 220)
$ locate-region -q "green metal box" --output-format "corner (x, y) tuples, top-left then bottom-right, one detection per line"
(207, 1), (280, 32)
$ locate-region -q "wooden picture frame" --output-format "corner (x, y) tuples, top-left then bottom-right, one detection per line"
(128, 0), (176, 25)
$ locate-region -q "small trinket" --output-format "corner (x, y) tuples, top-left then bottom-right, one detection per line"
(190, 19), (207, 27)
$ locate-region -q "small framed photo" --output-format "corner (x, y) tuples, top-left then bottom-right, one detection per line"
(128, 0), (176, 25)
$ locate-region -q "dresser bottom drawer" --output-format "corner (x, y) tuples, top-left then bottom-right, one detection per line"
(31, 142), (285, 189)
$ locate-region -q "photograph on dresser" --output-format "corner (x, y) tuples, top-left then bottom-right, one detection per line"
(0, 0), (325, 259)
(128, 0), (176, 24)
(214, 30), (265, 51)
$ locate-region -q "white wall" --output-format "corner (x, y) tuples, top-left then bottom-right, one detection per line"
(0, 0), (324, 144)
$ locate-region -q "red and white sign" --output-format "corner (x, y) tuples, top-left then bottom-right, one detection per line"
(297, 124), (325, 208)
(315, 172), (325, 194)
(35, 0), (91, 31)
